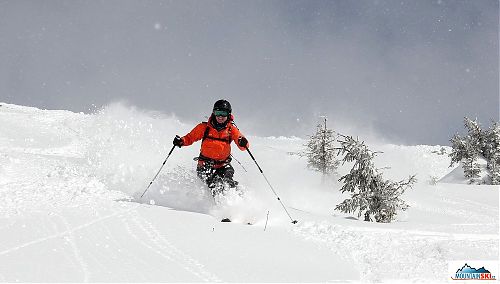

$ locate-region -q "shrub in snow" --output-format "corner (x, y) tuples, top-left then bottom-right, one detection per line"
(429, 176), (440, 186)
(431, 147), (448, 155)
(335, 135), (416, 223)
(449, 117), (500, 185)
(303, 117), (340, 179)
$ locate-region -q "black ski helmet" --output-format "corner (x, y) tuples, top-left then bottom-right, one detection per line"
(213, 99), (232, 114)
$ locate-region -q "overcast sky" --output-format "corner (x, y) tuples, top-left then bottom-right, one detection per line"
(0, 0), (498, 145)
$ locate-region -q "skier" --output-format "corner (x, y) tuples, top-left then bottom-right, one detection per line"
(173, 99), (249, 196)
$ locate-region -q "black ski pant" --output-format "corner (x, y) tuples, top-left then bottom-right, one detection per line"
(196, 162), (235, 189)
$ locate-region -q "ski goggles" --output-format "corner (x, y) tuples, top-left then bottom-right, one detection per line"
(213, 110), (229, 117)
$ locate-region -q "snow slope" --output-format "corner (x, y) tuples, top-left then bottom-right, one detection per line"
(0, 102), (498, 282)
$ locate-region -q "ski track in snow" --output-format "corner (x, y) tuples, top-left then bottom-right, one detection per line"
(56, 213), (91, 282)
(120, 210), (221, 282)
(0, 204), (140, 256)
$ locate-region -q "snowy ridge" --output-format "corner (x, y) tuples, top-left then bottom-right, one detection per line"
(0, 102), (497, 282)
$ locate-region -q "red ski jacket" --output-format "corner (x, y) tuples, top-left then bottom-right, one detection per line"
(180, 115), (248, 162)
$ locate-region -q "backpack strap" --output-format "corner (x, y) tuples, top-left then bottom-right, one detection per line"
(202, 122), (210, 142)
(227, 123), (233, 142)
(202, 121), (232, 144)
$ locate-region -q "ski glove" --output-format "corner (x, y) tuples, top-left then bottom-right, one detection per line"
(238, 136), (248, 148)
(173, 135), (183, 147)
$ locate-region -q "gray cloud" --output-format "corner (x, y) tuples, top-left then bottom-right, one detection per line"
(0, 0), (498, 145)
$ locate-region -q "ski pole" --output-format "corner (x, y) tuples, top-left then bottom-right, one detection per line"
(230, 154), (248, 172)
(264, 211), (270, 231)
(140, 145), (176, 198)
(245, 147), (298, 224)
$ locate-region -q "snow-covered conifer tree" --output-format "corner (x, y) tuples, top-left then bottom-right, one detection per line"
(485, 122), (500, 184)
(449, 117), (500, 185)
(335, 135), (416, 223)
(304, 117), (340, 178)
(449, 132), (481, 183)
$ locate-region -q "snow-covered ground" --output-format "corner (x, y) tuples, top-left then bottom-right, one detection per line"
(0, 102), (498, 282)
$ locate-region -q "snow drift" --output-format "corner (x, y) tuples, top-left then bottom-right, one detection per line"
(0, 102), (497, 282)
